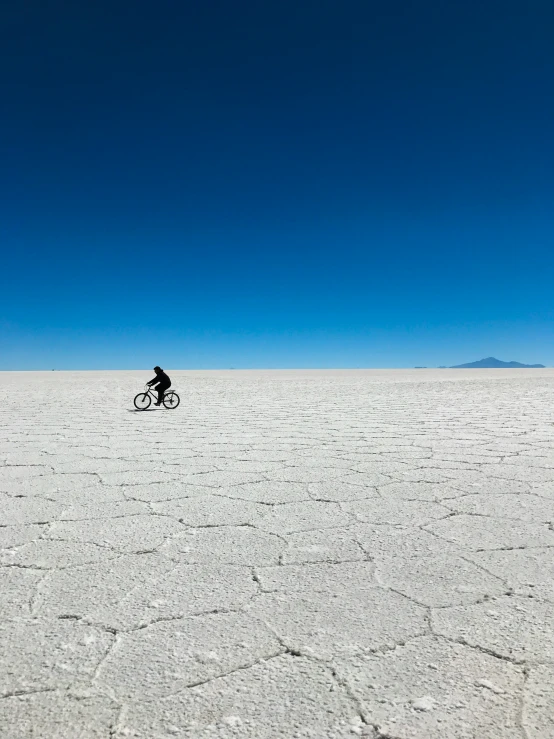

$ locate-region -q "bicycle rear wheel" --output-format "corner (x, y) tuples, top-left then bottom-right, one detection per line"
(134, 392), (152, 410)
(163, 391), (180, 409)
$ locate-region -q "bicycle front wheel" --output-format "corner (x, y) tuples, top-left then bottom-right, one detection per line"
(163, 391), (180, 409)
(134, 392), (152, 410)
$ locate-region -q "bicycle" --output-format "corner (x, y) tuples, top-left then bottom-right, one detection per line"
(133, 385), (180, 410)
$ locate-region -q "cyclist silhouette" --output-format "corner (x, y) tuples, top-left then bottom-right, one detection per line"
(147, 366), (171, 406)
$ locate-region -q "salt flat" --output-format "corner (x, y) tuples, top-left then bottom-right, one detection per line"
(1, 369), (553, 739)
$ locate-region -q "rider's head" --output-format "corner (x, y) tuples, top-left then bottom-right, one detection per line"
(153, 366), (162, 373)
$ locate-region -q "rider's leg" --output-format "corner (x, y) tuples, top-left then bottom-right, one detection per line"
(156, 383), (169, 405)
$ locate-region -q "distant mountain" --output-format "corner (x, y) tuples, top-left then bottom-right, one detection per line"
(451, 357), (545, 369)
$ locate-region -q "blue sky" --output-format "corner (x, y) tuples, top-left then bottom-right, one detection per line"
(1, 0), (553, 369)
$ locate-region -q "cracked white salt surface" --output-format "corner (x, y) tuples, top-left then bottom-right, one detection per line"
(1, 368), (553, 739)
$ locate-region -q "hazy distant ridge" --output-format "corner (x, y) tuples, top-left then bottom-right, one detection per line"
(451, 357), (545, 368)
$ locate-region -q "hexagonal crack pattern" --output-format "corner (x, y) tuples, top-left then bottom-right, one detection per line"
(1, 368), (553, 738)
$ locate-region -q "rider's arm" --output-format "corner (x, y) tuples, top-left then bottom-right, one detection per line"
(146, 376), (158, 386)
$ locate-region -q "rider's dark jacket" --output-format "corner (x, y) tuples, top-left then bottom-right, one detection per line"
(147, 371), (171, 388)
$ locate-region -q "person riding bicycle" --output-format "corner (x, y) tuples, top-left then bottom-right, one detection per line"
(147, 366), (171, 406)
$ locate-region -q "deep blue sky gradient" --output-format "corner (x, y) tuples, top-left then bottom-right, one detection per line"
(1, 1), (553, 368)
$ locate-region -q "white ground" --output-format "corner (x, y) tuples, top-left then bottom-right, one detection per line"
(1, 369), (553, 739)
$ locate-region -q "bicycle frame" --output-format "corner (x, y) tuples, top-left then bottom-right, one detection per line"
(144, 384), (169, 398)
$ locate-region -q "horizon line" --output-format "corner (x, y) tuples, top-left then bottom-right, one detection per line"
(0, 367), (551, 372)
